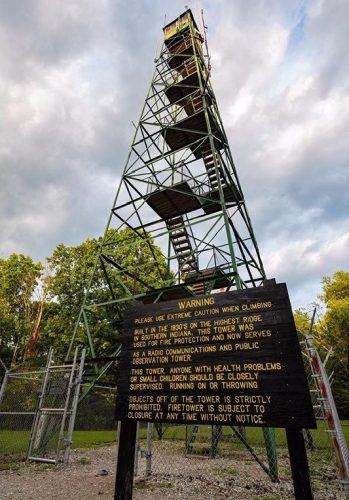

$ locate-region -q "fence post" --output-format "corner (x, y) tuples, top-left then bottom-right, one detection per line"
(64, 348), (86, 464)
(0, 370), (9, 406)
(26, 348), (53, 460)
(146, 422), (153, 476)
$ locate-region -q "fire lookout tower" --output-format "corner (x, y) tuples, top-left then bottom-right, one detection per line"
(68, 8), (266, 363)
(67, 6), (276, 480)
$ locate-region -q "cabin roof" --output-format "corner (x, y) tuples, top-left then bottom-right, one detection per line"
(163, 9), (199, 34)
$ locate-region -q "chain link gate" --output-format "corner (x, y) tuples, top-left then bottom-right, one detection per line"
(0, 348), (85, 464)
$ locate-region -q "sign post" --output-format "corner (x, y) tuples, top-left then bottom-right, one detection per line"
(114, 283), (315, 498)
(286, 428), (313, 499)
(114, 421), (137, 500)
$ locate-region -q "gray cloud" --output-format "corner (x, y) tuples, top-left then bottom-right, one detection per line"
(0, 0), (347, 309)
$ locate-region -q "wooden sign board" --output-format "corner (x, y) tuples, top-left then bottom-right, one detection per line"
(115, 283), (316, 429)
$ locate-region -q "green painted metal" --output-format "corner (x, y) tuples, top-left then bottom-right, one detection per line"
(68, 7), (277, 477)
(263, 427), (279, 482)
(69, 1), (267, 395)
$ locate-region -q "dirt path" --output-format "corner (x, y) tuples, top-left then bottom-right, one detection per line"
(0, 445), (344, 499)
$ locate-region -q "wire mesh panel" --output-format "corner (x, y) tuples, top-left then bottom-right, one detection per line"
(27, 366), (75, 462)
(0, 349), (85, 465)
(131, 422), (346, 499)
(75, 385), (117, 431)
(0, 372), (43, 460)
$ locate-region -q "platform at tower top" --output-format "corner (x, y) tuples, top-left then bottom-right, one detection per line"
(163, 9), (200, 41)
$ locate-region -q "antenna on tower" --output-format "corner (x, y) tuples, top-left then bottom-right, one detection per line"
(201, 9), (211, 73)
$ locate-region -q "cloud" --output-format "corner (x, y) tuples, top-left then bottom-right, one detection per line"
(0, 0), (347, 309)
(264, 223), (349, 282)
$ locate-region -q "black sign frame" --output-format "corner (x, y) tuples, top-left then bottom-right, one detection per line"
(114, 282), (315, 500)
(115, 283), (315, 429)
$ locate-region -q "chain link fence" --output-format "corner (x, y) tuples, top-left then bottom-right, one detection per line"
(0, 369), (43, 461)
(130, 421), (346, 498)
(1, 353), (347, 498)
(126, 340), (347, 498)
(75, 384), (117, 431)
(0, 351), (84, 465)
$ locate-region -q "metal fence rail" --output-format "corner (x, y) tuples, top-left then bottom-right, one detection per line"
(0, 349), (85, 464)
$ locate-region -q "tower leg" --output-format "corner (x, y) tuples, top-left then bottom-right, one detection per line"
(263, 427), (278, 482)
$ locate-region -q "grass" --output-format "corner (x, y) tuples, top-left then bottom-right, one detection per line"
(0, 430), (31, 454)
(1, 420), (347, 457)
(72, 430), (117, 448)
(219, 466), (239, 475)
(138, 420), (349, 449)
(0, 461), (20, 471)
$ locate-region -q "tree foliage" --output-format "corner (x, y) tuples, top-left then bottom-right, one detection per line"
(293, 271), (349, 418)
(1, 243), (347, 418)
(0, 229), (171, 362)
(293, 308), (313, 334)
(0, 254), (42, 363)
(317, 271), (349, 418)
(43, 228), (171, 357)
(320, 271), (349, 368)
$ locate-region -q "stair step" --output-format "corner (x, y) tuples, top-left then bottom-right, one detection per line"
(201, 149), (212, 156)
(171, 232), (189, 239)
(191, 284), (206, 294)
(172, 237), (190, 245)
(171, 230), (187, 239)
(167, 217), (184, 227)
(182, 258), (197, 265)
(174, 246), (191, 253)
(182, 266), (197, 273)
(173, 240), (190, 247)
(182, 258), (197, 264)
(178, 250), (192, 256)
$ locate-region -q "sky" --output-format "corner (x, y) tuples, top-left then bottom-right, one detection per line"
(0, 0), (348, 310)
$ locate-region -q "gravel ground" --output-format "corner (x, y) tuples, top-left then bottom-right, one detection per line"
(0, 444), (345, 499)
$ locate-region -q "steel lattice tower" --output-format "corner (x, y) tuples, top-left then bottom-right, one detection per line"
(68, 9), (266, 385)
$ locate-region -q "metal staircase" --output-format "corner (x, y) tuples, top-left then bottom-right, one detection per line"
(166, 216), (198, 276)
(201, 143), (225, 192)
(67, 7), (270, 476)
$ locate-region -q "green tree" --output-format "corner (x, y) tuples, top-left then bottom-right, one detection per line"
(318, 271), (349, 418)
(293, 308), (314, 334)
(43, 228), (171, 358)
(293, 271), (349, 418)
(0, 254), (43, 363)
(320, 271), (349, 368)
